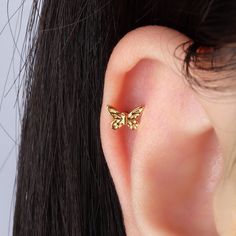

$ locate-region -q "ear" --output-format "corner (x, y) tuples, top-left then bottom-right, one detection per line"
(100, 26), (223, 235)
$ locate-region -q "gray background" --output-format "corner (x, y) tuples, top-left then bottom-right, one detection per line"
(0, 1), (31, 235)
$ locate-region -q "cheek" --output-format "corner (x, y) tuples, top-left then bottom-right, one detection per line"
(213, 170), (236, 235)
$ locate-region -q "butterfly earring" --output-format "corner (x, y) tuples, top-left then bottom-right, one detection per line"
(106, 105), (144, 130)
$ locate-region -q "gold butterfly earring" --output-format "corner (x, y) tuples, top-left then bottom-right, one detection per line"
(106, 105), (144, 130)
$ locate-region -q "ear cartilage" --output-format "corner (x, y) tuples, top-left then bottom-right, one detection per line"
(106, 105), (144, 130)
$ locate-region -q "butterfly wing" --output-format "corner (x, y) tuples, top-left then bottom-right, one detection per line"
(127, 106), (144, 130)
(107, 105), (125, 130)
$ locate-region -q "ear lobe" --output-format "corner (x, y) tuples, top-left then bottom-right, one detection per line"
(100, 26), (223, 235)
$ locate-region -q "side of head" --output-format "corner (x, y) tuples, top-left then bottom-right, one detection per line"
(13, 1), (236, 235)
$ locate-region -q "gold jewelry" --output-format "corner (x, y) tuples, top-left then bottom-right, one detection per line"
(106, 105), (144, 130)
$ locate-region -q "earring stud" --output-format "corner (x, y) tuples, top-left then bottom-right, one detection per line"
(106, 105), (144, 130)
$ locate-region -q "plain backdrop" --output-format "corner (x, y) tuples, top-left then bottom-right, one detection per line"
(0, 1), (31, 235)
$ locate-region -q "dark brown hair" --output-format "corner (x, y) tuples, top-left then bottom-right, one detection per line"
(13, 0), (236, 235)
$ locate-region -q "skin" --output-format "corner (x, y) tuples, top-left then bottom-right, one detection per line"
(100, 26), (236, 235)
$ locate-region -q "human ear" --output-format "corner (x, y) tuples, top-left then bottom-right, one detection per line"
(100, 26), (223, 235)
